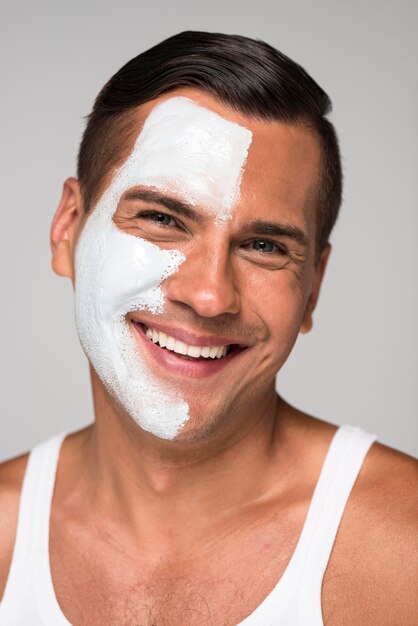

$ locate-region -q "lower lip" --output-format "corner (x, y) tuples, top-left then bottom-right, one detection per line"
(131, 322), (245, 379)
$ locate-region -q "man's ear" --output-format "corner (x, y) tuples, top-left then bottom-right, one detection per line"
(50, 177), (84, 281)
(300, 243), (332, 334)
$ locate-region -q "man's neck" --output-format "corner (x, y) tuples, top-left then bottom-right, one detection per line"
(67, 381), (296, 556)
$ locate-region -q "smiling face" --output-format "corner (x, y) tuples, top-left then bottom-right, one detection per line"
(56, 88), (330, 443)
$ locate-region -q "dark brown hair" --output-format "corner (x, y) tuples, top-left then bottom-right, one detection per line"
(77, 31), (342, 263)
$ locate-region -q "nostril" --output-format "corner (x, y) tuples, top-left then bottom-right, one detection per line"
(163, 271), (240, 317)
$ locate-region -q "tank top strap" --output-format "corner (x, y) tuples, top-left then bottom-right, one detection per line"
(297, 424), (377, 624)
(0, 433), (69, 625)
(19, 433), (67, 558)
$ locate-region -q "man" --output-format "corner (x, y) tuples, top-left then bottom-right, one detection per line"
(0, 31), (417, 625)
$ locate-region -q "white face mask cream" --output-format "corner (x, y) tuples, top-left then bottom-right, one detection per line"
(74, 96), (252, 440)
(131, 96), (253, 222)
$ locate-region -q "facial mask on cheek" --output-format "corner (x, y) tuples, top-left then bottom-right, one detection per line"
(74, 149), (190, 440)
(74, 97), (252, 440)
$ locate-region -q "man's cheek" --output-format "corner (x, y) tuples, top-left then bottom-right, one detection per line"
(98, 224), (185, 320)
(74, 207), (190, 439)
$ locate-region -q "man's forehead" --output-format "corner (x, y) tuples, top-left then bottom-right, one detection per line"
(113, 96), (253, 222)
(98, 92), (321, 239)
(127, 93), (321, 189)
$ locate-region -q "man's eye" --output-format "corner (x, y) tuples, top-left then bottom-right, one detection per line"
(139, 211), (177, 227)
(248, 239), (287, 255)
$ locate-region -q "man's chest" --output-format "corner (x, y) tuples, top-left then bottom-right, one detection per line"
(48, 499), (372, 626)
(49, 503), (308, 626)
(50, 543), (364, 626)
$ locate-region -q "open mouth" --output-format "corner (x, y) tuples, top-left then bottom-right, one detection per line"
(131, 321), (244, 363)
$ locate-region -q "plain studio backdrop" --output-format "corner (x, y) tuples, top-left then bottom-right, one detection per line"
(0, 0), (416, 460)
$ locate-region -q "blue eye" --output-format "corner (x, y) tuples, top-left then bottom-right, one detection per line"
(250, 239), (287, 255)
(148, 212), (175, 226)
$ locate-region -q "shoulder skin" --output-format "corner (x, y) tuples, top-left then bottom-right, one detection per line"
(0, 452), (28, 599)
(323, 440), (418, 626)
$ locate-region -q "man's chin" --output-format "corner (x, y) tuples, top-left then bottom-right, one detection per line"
(158, 410), (230, 446)
(87, 325), (243, 444)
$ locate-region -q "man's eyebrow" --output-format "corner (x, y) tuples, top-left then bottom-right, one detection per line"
(123, 189), (309, 247)
(243, 219), (310, 248)
(123, 189), (203, 223)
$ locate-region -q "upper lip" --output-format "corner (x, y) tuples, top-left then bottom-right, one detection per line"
(130, 316), (249, 349)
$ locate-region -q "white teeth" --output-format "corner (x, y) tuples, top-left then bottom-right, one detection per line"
(187, 345), (202, 357)
(166, 335), (175, 350)
(158, 331), (168, 348)
(209, 346), (219, 359)
(173, 340), (188, 355)
(141, 325), (230, 359)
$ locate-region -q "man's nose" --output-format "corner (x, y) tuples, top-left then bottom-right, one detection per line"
(164, 245), (241, 318)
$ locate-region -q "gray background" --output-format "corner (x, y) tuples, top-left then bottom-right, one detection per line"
(0, 0), (416, 460)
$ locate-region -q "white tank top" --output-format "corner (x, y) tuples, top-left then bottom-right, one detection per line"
(0, 424), (377, 625)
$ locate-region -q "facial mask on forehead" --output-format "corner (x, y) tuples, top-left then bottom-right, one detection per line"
(74, 96), (252, 440)
(133, 97), (253, 221)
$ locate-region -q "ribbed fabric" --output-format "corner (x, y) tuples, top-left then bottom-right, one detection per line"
(0, 424), (377, 625)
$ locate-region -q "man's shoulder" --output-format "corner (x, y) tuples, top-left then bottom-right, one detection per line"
(362, 440), (418, 566)
(0, 451), (30, 512)
(0, 451), (29, 525)
(0, 451), (29, 599)
(359, 438), (418, 534)
(369, 437), (417, 481)
(323, 438), (418, 625)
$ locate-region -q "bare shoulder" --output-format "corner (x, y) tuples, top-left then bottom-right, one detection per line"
(0, 452), (29, 599)
(323, 439), (418, 626)
(358, 441), (418, 546)
(365, 438), (418, 498)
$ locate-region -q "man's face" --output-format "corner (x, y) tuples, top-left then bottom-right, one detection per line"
(71, 88), (326, 442)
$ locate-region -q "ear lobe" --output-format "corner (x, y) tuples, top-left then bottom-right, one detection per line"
(50, 177), (83, 280)
(300, 308), (313, 334)
(299, 243), (332, 335)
